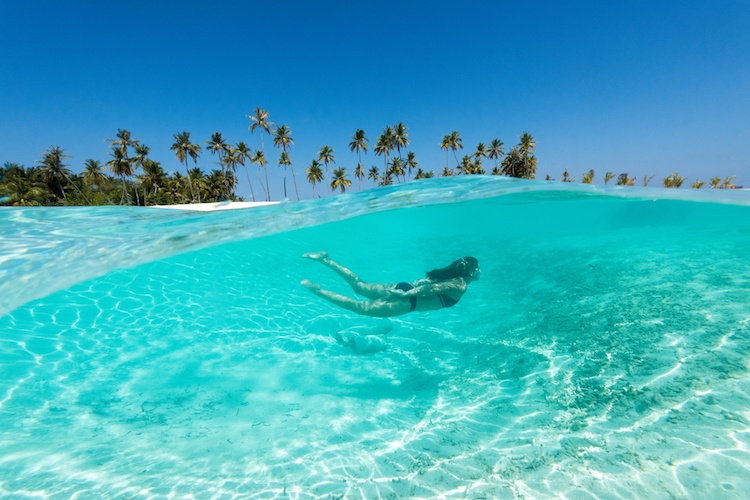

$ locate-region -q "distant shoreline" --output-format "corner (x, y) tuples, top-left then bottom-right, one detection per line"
(151, 201), (279, 211)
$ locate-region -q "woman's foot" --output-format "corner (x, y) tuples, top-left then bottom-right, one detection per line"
(301, 279), (321, 292)
(302, 251), (329, 263)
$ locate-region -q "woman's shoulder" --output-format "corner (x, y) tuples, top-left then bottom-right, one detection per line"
(434, 277), (467, 290)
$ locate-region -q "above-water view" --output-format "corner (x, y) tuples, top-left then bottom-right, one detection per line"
(1, 177), (749, 498)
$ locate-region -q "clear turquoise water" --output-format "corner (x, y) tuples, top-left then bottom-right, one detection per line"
(1, 177), (749, 498)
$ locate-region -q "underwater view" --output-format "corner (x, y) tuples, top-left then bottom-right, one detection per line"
(1, 177), (750, 498)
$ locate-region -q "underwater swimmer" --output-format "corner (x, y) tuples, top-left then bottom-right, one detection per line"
(301, 252), (480, 318)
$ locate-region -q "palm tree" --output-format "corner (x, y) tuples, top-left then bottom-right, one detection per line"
(206, 132), (232, 199)
(330, 167), (352, 193)
(642, 174), (656, 186)
(39, 146), (91, 205)
(518, 132), (537, 179)
(723, 176), (737, 189)
(501, 146), (522, 177)
(141, 159), (165, 205)
(234, 141), (255, 201)
(390, 157), (406, 182)
(448, 131), (463, 167)
(354, 164), (365, 190)
(278, 151), (294, 200)
(171, 131), (202, 202)
(691, 179), (706, 189)
(273, 125), (295, 199)
(38, 146), (70, 201)
(251, 150), (268, 200)
(709, 176), (721, 189)
(367, 166), (380, 187)
(488, 139), (504, 170)
(474, 142), (487, 162)
(190, 167), (208, 202)
(582, 170), (595, 184)
(106, 147), (133, 204)
(306, 159), (324, 198)
(317, 145), (335, 195)
(663, 173), (685, 188)
(379, 173), (393, 186)
(457, 155), (472, 175)
(616, 173), (635, 186)
(107, 129), (139, 159)
(206, 170), (226, 201)
(604, 172), (616, 185)
(273, 124), (294, 152)
(374, 131), (392, 174)
(561, 169), (575, 182)
(166, 172), (188, 203)
(441, 167), (455, 177)
(219, 156), (239, 200)
(0, 165), (45, 206)
(132, 143), (151, 205)
(440, 135), (451, 170)
(406, 152), (418, 181)
(82, 159), (106, 190)
(349, 129), (368, 179)
(393, 123), (409, 159)
(247, 108), (275, 201)
(83, 159), (114, 205)
(1, 176), (45, 206)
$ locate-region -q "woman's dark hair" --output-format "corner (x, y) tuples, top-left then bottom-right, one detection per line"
(426, 257), (479, 281)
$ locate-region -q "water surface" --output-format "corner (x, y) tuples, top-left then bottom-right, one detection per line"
(1, 177), (749, 498)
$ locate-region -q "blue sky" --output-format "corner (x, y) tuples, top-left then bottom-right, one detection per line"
(1, 0), (748, 200)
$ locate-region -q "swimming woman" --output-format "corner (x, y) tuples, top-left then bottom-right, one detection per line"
(301, 252), (480, 317)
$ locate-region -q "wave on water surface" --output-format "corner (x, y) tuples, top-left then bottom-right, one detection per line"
(2, 176), (748, 317)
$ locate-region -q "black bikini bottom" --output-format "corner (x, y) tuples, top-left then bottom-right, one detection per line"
(394, 282), (417, 312)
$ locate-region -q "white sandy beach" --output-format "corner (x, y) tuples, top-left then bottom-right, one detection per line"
(151, 201), (279, 211)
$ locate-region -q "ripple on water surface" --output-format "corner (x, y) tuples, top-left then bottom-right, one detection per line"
(1, 178), (750, 498)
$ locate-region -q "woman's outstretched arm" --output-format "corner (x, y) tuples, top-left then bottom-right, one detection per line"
(389, 279), (466, 298)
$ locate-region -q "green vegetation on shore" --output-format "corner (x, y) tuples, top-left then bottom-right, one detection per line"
(0, 108), (741, 207)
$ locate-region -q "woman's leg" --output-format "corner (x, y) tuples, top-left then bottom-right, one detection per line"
(301, 280), (410, 318)
(303, 252), (391, 299)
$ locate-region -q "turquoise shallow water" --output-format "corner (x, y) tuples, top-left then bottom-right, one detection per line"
(1, 177), (750, 498)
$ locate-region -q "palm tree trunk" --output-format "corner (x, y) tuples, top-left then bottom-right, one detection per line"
(62, 173), (91, 205)
(184, 160), (195, 202)
(257, 165), (267, 201)
(120, 176), (127, 205)
(224, 167), (232, 200)
(221, 156), (231, 200)
(243, 166), (256, 201)
(291, 166), (299, 201)
(260, 131), (271, 201)
(264, 164), (271, 201)
(56, 177), (67, 201)
(283, 166), (287, 199)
